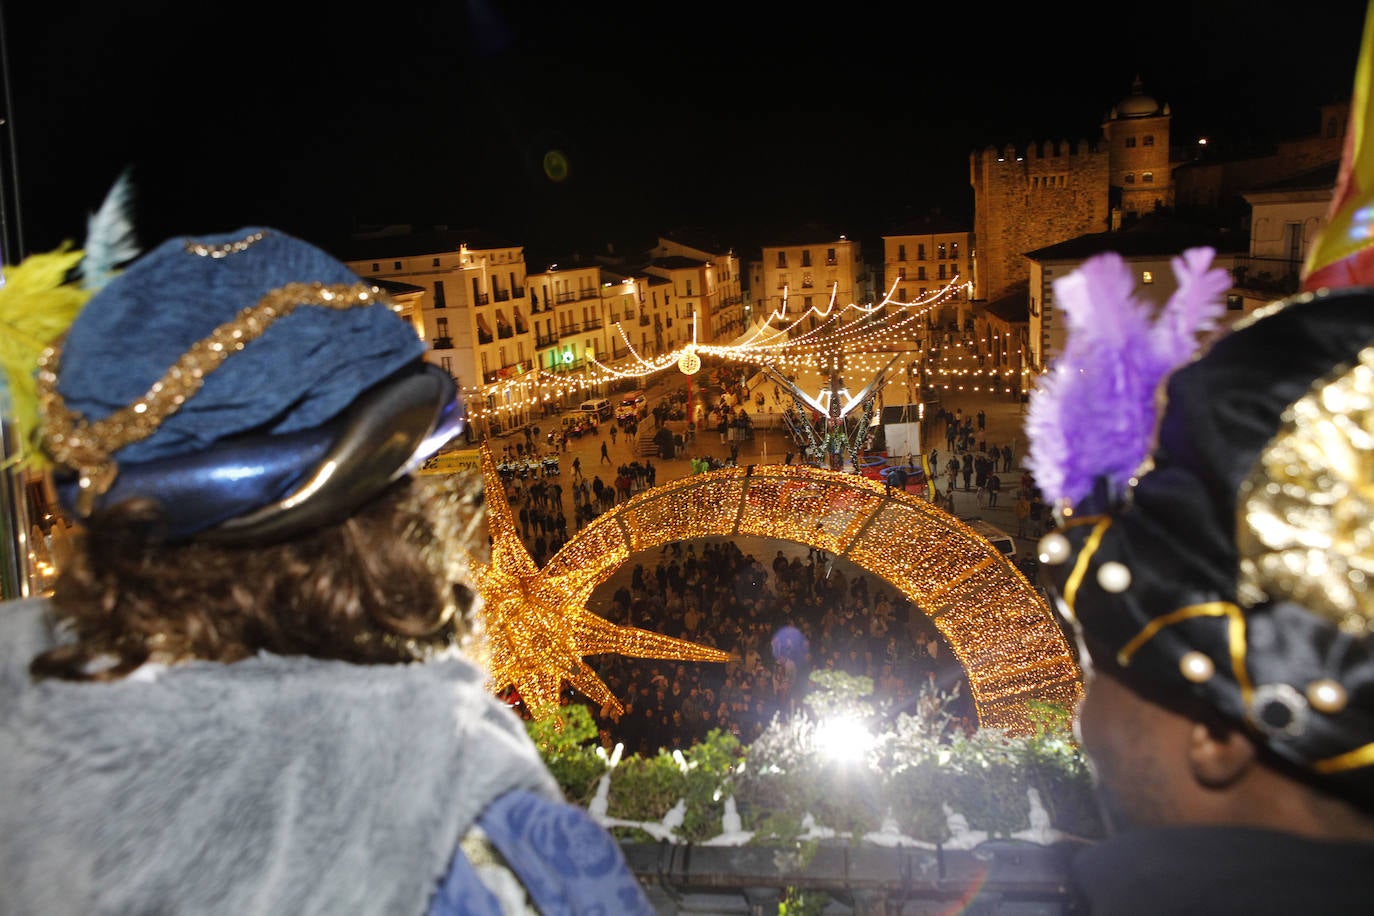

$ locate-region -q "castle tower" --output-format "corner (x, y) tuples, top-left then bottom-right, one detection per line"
(1101, 76), (1174, 219)
(969, 139), (1111, 302)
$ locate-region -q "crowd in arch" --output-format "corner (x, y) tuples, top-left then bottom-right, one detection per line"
(537, 538), (978, 757)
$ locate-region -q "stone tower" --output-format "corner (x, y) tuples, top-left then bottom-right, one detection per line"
(969, 138), (1111, 302)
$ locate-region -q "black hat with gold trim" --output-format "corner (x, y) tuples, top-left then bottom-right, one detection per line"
(1028, 13), (1374, 805)
(1033, 283), (1374, 804)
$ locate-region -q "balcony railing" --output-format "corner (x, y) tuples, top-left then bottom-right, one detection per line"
(497, 327), (514, 340)
(431, 336), (454, 349)
(477, 331), (493, 345)
(1230, 255), (1300, 297)
(494, 289), (511, 302)
(536, 332), (558, 348)
(475, 293), (489, 305)
(556, 290), (578, 304)
(558, 322), (582, 338)
(584, 318), (603, 331)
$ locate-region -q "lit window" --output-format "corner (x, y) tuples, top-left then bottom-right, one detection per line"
(1142, 172), (1154, 183)
(1142, 271), (1154, 285)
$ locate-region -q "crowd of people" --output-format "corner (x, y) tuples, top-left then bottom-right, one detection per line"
(557, 539), (975, 758)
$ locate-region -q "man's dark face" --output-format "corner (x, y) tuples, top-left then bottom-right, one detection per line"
(1074, 643), (1193, 834)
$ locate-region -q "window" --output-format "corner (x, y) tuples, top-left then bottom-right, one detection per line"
(898, 287), (907, 300)
(1143, 135), (1154, 147)
(950, 242), (959, 259)
(371, 263), (379, 272)
(1142, 271), (1154, 285)
(440, 356), (453, 375)
(938, 264), (946, 280)
(394, 261), (402, 270)
(897, 267), (906, 280)
(917, 244), (926, 260)
(826, 248), (836, 263)
(801, 250), (812, 267)
(1142, 172), (1154, 183)
(432, 258), (440, 267)
(937, 243), (947, 259)
(802, 273), (814, 288)
(898, 244), (906, 261)
(776, 252), (788, 268)
(437, 316), (449, 337)
(1124, 173), (1135, 184)
(917, 266), (927, 280)
(1227, 294), (1244, 311)
(1125, 137), (1137, 148)
(686, 279), (694, 296)
(434, 280), (446, 309)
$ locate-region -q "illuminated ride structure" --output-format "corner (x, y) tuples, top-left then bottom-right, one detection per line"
(471, 443), (1082, 734)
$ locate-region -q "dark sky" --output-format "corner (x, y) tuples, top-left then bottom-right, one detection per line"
(3, 1), (1367, 265)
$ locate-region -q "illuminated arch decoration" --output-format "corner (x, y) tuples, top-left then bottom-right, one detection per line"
(534, 460), (1083, 734)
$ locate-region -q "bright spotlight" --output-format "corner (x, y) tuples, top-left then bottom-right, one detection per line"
(814, 715), (875, 763)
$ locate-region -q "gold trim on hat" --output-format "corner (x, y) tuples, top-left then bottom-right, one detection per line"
(1313, 740), (1374, 774)
(1116, 601), (1254, 703)
(1237, 345), (1374, 637)
(1061, 516), (1111, 615)
(37, 281), (391, 517)
(184, 230), (267, 258)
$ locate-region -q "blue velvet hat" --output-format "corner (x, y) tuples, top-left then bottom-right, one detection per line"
(40, 227), (465, 542)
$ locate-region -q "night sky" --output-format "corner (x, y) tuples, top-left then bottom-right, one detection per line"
(3, 1), (1367, 265)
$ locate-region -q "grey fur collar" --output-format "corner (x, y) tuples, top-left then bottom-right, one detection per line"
(0, 599), (558, 916)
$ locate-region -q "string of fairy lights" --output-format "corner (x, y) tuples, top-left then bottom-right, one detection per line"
(461, 275), (1039, 428)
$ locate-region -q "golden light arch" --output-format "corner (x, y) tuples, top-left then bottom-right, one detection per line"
(541, 463), (1083, 733)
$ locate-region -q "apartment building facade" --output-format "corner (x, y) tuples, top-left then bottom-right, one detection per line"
(339, 227), (538, 437)
(881, 216), (975, 334)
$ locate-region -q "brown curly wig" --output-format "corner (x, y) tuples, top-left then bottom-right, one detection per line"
(30, 474), (486, 681)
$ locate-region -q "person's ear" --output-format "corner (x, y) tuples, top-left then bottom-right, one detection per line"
(1187, 718), (1257, 788)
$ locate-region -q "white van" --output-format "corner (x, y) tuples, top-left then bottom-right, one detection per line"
(579, 397), (612, 421)
(959, 517), (1017, 563)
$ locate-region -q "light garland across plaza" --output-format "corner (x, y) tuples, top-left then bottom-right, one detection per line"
(462, 275), (1009, 426)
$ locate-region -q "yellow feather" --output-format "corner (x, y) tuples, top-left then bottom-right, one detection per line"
(0, 245), (92, 470)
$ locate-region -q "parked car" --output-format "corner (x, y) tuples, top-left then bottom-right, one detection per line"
(616, 394), (647, 423)
(958, 517), (1017, 563)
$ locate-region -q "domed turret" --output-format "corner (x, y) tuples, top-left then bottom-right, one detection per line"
(1114, 75), (1162, 118)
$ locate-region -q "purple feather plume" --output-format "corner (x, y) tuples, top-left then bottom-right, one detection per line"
(1025, 247), (1229, 511)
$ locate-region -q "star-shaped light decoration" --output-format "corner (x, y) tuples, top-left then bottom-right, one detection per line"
(467, 443), (732, 724)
